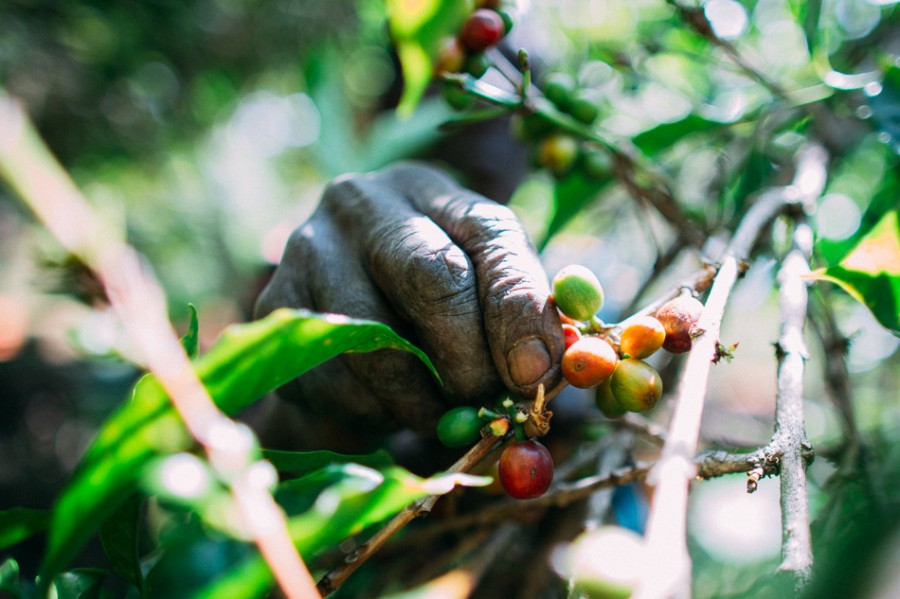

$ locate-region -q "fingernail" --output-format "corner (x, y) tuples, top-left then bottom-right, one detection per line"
(507, 338), (551, 386)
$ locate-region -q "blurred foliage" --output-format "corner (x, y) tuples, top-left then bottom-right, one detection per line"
(1, 0), (900, 598)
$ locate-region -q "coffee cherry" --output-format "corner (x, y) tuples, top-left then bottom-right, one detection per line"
(562, 336), (618, 389)
(436, 406), (483, 448)
(434, 37), (465, 74)
(464, 52), (489, 78)
(498, 439), (554, 499)
(569, 91), (599, 124)
(538, 132), (580, 177)
(552, 264), (604, 321)
(610, 358), (663, 412)
(595, 377), (626, 419)
(510, 112), (554, 141)
(656, 294), (704, 354)
(583, 150), (613, 180)
(562, 323), (582, 349)
(442, 80), (473, 110)
(619, 315), (666, 359)
(542, 72), (576, 111)
(459, 9), (506, 52)
(567, 526), (644, 599)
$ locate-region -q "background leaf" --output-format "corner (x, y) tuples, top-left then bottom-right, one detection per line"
(98, 494), (145, 593)
(262, 448), (394, 476)
(809, 210), (900, 333)
(41, 309), (437, 581)
(180, 304), (199, 359)
(539, 170), (608, 250)
(0, 508), (50, 551)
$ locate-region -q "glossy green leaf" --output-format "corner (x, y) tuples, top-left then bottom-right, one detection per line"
(809, 210), (900, 333)
(98, 494), (145, 593)
(0, 508), (50, 551)
(262, 448), (394, 476)
(539, 170), (609, 250)
(181, 303), (200, 359)
(387, 0), (474, 116)
(42, 309), (437, 581)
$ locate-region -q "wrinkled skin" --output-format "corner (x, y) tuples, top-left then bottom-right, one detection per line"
(255, 162), (564, 445)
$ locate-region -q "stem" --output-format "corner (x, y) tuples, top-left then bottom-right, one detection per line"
(316, 434), (502, 596)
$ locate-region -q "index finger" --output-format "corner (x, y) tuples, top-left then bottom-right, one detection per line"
(376, 162), (565, 398)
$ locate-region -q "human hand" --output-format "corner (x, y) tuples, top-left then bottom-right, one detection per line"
(255, 162), (564, 437)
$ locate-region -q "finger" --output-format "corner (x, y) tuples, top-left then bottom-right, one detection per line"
(320, 175), (503, 405)
(378, 162), (565, 398)
(300, 207), (448, 432)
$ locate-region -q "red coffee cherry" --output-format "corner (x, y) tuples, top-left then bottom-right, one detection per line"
(609, 358), (663, 413)
(498, 439), (554, 499)
(562, 336), (618, 389)
(656, 294), (704, 354)
(562, 323), (582, 349)
(619, 315), (666, 359)
(459, 9), (506, 52)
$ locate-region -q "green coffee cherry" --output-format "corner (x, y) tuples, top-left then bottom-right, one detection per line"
(552, 264), (604, 321)
(569, 91), (599, 124)
(542, 72), (576, 111)
(596, 377), (626, 419)
(436, 406), (483, 448)
(609, 358), (663, 413)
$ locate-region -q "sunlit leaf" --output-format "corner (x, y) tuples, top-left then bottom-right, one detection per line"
(194, 464), (487, 598)
(41, 309), (437, 581)
(632, 114), (723, 155)
(387, 0), (474, 116)
(809, 210), (900, 333)
(262, 448), (394, 476)
(0, 508), (50, 551)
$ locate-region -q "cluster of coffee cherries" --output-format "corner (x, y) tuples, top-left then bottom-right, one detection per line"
(435, 397), (553, 500)
(436, 2), (513, 109)
(512, 72), (611, 180)
(552, 265), (704, 418)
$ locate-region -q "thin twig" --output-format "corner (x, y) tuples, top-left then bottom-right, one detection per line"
(0, 94), (321, 599)
(316, 433), (502, 596)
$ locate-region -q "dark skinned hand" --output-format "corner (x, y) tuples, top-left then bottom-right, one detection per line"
(255, 162), (564, 443)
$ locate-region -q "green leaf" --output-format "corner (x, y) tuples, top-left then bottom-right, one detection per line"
(262, 448), (394, 476)
(181, 303), (199, 359)
(1, 558), (25, 599)
(387, 0), (474, 117)
(809, 210), (900, 333)
(0, 508), (50, 551)
(632, 114), (723, 155)
(52, 568), (108, 599)
(41, 309), (437, 581)
(98, 494), (145, 593)
(539, 170), (609, 250)
(193, 464), (488, 599)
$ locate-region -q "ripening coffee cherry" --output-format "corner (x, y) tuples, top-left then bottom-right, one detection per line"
(434, 36), (465, 74)
(552, 264), (604, 321)
(619, 315), (666, 359)
(436, 406), (483, 448)
(459, 9), (506, 52)
(562, 323), (582, 349)
(498, 439), (554, 499)
(610, 358), (663, 413)
(562, 336), (618, 389)
(538, 132), (579, 177)
(595, 377), (626, 419)
(656, 294), (704, 354)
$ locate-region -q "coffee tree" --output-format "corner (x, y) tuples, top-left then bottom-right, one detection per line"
(1, 1), (899, 598)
